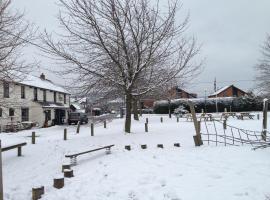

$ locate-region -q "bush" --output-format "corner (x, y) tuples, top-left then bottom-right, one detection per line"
(153, 96), (264, 114)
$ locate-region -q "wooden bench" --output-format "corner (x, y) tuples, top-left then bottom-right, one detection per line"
(65, 145), (115, 165)
(2, 142), (27, 156)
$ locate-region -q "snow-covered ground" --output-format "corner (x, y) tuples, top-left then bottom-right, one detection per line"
(1, 114), (270, 200)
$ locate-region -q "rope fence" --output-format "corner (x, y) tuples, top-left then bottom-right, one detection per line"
(201, 120), (270, 149)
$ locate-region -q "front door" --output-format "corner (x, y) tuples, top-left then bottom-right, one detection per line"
(55, 109), (66, 125)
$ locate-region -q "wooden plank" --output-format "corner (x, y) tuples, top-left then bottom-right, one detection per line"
(65, 145), (115, 158)
(2, 143), (27, 152)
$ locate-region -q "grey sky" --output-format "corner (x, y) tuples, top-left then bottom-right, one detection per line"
(13, 0), (270, 97)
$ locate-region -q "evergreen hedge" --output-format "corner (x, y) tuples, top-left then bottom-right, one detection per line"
(153, 96), (264, 114)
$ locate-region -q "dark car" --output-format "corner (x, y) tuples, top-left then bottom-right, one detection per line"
(68, 112), (88, 125)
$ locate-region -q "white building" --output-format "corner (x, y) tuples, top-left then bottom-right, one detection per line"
(0, 73), (70, 131)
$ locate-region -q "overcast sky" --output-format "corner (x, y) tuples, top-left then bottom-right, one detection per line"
(13, 0), (270, 96)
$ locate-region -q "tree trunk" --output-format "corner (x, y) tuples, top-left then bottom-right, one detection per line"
(133, 98), (139, 121)
(125, 93), (132, 133)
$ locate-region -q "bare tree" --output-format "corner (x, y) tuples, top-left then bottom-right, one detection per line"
(0, 0), (34, 108)
(41, 0), (201, 133)
(256, 34), (270, 97)
(0, 0), (34, 81)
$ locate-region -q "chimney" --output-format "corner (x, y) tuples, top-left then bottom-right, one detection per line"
(40, 73), (45, 80)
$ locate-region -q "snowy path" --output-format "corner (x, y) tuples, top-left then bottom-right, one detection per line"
(1, 114), (270, 200)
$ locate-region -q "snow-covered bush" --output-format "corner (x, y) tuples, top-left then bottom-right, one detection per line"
(173, 105), (188, 117)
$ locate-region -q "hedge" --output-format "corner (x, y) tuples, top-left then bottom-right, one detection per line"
(153, 96), (264, 114)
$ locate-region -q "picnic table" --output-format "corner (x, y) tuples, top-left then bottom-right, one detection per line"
(4, 122), (24, 132)
(236, 112), (254, 120)
(220, 112), (236, 120)
(200, 113), (213, 121)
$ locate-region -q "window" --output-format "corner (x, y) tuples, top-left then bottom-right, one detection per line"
(54, 92), (57, 103)
(43, 90), (47, 102)
(0, 108), (2, 117)
(34, 88), (38, 101)
(21, 108), (29, 122)
(21, 85), (25, 99)
(64, 94), (66, 104)
(3, 81), (9, 98)
(9, 108), (14, 116)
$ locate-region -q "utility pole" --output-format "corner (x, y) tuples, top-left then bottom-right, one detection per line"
(204, 90), (207, 112)
(214, 78), (218, 113)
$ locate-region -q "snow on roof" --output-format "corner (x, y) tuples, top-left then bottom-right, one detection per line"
(17, 74), (69, 94)
(209, 85), (231, 96)
(71, 103), (81, 110)
(108, 98), (124, 103)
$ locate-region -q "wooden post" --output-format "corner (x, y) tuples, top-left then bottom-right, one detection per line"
(257, 114), (260, 120)
(17, 146), (22, 157)
(160, 117), (163, 123)
(64, 128), (67, 140)
(0, 141), (3, 200)
(91, 123), (94, 136)
(141, 144), (147, 149)
(145, 123), (148, 132)
(104, 120), (106, 128)
(177, 117), (179, 123)
(146, 118), (148, 124)
(76, 121), (80, 134)
(174, 143), (181, 147)
(125, 145), (131, 151)
(262, 99), (268, 141)
(188, 101), (203, 146)
(32, 132), (36, 144)
(197, 121), (201, 133)
(53, 177), (64, 189)
(64, 169), (74, 178)
(223, 120), (227, 130)
(62, 164), (71, 172)
(32, 186), (44, 200)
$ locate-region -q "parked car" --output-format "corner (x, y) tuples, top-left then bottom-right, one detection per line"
(68, 112), (88, 125)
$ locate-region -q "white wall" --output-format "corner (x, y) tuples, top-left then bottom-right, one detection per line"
(0, 81), (70, 131)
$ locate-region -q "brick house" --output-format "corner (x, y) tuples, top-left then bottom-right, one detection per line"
(208, 85), (247, 98)
(169, 87), (197, 99)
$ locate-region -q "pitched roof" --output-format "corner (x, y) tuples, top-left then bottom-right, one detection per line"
(209, 85), (231, 96)
(209, 85), (247, 97)
(18, 74), (69, 94)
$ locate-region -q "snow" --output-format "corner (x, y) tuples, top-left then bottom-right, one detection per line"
(1, 114), (270, 200)
(18, 74), (69, 94)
